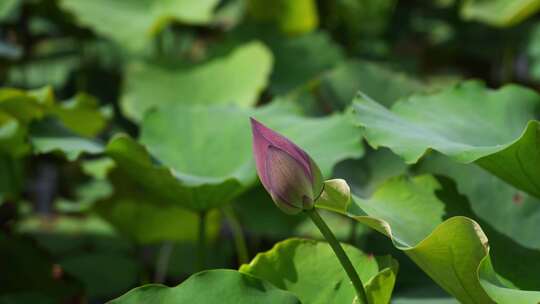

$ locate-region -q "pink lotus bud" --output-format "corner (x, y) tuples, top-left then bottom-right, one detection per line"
(250, 118), (323, 215)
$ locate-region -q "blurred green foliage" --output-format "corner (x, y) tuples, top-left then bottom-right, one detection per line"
(1, 0), (540, 303)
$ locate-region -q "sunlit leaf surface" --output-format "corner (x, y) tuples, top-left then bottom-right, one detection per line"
(353, 81), (540, 198)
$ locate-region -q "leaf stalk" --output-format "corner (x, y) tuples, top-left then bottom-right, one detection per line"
(306, 208), (368, 304)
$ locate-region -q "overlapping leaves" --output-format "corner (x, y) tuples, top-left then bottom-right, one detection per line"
(0, 87), (106, 159)
(108, 101), (363, 211)
(352, 80), (540, 199)
(112, 238), (397, 304)
(240, 238), (397, 304)
(316, 176), (540, 303)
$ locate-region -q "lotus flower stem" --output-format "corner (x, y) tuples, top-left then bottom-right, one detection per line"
(197, 211), (207, 271)
(306, 208), (368, 304)
(222, 205), (249, 265)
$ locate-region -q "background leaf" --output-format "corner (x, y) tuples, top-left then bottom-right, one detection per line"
(59, 0), (220, 51)
(16, 215), (140, 299)
(95, 169), (222, 244)
(121, 42), (273, 121)
(247, 0), (319, 35)
(30, 118), (104, 161)
(461, 0), (540, 27)
(319, 60), (425, 109)
(0, 234), (83, 302)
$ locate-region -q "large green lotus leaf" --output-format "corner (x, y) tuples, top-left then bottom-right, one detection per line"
(319, 60), (425, 109)
(95, 169), (221, 244)
(59, 0), (219, 51)
(121, 42), (273, 121)
(352, 80), (540, 198)
(109, 269), (301, 304)
(461, 0), (540, 27)
(139, 105), (260, 186)
(316, 176), (494, 303)
(478, 255), (540, 303)
(240, 238), (397, 304)
(112, 101), (362, 211)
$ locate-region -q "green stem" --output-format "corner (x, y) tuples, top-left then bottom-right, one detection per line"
(222, 205), (249, 265)
(197, 211), (207, 271)
(306, 208), (368, 304)
(154, 242), (174, 283)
